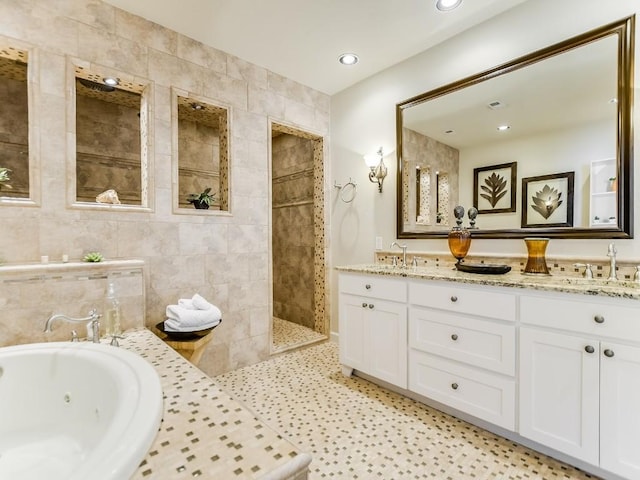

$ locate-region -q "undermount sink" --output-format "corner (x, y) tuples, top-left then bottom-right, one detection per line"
(0, 341), (163, 480)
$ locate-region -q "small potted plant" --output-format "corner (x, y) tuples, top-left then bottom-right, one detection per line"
(187, 187), (215, 209)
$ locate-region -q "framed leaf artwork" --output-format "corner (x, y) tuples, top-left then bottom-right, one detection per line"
(473, 162), (517, 214)
(521, 171), (575, 228)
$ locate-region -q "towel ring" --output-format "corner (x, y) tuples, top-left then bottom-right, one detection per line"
(334, 178), (357, 203)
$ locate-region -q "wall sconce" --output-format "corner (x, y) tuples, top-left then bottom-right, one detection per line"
(364, 147), (389, 193)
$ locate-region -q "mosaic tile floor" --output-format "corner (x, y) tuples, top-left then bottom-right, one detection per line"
(272, 317), (326, 353)
(216, 342), (598, 480)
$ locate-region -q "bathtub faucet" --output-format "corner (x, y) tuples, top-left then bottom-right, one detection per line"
(44, 309), (101, 343)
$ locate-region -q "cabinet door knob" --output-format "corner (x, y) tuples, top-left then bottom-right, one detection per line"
(451, 382), (459, 390)
(365, 284), (372, 290)
(584, 345), (595, 354)
(594, 315), (605, 324)
(362, 302), (368, 308)
(450, 295), (458, 303)
(368, 304), (374, 309)
(451, 334), (459, 341)
(604, 349), (615, 358)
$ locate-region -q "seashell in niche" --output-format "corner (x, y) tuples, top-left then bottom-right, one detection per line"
(96, 189), (121, 204)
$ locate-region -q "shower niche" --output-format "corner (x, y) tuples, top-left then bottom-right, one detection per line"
(70, 62), (151, 209)
(0, 43), (36, 205)
(173, 91), (230, 213)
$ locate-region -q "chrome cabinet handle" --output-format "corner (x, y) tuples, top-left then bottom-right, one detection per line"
(365, 284), (371, 290)
(604, 349), (615, 358)
(451, 334), (458, 341)
(368, 304), (374, 309)
(362, 302), (368, 308)
(451, 383), (459, 390)
(594, 315), (605, 324)
(584, 345), (595, 354)
(450, 295), (458, 303)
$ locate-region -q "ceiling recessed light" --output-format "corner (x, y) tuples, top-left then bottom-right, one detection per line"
(435, 0), (462, 11)
(338, 53), (359, 65)
(497, 125), (510, 131)
(103, 77), (119, 86)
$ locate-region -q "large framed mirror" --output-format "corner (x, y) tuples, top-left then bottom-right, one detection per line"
(396, 16), (634, 239)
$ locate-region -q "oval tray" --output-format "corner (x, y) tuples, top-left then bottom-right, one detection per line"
(455, 263), (511, 275)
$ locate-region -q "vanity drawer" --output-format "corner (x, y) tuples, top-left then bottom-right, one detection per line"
(409, 281), (516, 321)
(409, 350), (515, 431)
(520, 294), (640, 342)
(339, 273), (407, 303)
(409, 307), (515, 375)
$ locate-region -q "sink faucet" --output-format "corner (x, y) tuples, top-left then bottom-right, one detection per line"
(390, 241), (408, 268)
(607, 243), (618, 281)
(44, 309), (101, 343)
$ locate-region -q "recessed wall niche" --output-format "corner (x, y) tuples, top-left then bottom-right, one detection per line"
(73, 65), (150, 208)
(0, 46), (29, 201)
(174, 94), (229, 212)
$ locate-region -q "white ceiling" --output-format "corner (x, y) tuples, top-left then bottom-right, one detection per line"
(102, 0), (527, 95)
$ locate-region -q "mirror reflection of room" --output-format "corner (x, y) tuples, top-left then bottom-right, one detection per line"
(398, 23), (627, 237)
(75, 68), (146, 206)
(176, 95), (229, 211)
(0, 47), (29, 199)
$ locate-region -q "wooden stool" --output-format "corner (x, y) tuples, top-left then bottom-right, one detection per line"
(155, 328), (214, 366)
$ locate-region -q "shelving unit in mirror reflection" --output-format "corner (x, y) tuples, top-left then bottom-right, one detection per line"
(589, 158), (617, 227)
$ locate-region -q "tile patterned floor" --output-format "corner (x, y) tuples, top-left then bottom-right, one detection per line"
(272, 317), (326, 353)
(216, 342), (598, 480)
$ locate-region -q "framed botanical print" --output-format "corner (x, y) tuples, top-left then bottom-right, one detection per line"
(521, 172), (575, 228)
(473, 162), (517, 214)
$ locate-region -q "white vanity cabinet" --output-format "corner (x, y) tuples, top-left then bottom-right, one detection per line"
(519, 293), (640, 479)
(408, 281), (517, 430)
(338, 273), (408, 388)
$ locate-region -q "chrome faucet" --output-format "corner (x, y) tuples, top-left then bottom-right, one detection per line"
(44, 309), (101, 343)
(606, 243), (618, 281)
(390, 241), (408, 268)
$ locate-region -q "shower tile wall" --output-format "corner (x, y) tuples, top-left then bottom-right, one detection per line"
(272, 134), (315, 329)
(0, 0), (330, 375)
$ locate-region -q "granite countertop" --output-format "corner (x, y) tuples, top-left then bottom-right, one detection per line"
(336, 264), (640, 301)
(120, 328), (311, 480)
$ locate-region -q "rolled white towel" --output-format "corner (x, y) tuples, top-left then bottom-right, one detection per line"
(165, 304), (222, 329)
(192, 293), (214, 310)
(178, 298), (196, 309)
(164, 316), (221, 332)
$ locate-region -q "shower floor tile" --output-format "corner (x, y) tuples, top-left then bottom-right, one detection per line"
(216, 341), (598, 480)
(272, 317), (326, 353)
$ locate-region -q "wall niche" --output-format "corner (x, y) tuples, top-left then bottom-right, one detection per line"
(73, 64), (151, 208)
(174, 93), (229, 212)
(0, 46), (29, 201)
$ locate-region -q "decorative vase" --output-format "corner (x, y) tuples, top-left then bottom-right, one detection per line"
(448, 206), (471, 265)
(523, 237), (550, 275)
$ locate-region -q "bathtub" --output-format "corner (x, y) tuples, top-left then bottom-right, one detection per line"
(0, 341), (163, 480)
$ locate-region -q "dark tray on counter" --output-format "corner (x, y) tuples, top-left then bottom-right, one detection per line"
(455, 262), (511, 275)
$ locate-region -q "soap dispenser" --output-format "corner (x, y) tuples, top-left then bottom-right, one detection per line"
(104, 281), (121, 337)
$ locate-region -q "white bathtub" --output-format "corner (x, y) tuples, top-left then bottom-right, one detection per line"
(0, 341), (163, 480)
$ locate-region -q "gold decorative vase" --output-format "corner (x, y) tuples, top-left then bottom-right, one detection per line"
(523, 237), (550, 275)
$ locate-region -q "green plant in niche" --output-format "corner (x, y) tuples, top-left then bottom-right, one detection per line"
(187, 187), (215, 210)
(83, 252), (104, 263)
(0, 167), (12, 192)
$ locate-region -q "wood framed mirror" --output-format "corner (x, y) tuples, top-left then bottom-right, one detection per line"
(396, 16), (634, 239)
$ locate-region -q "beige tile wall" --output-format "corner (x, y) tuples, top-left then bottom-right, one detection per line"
(0, 0), (330, 375)
(272, 133), (315, 329)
